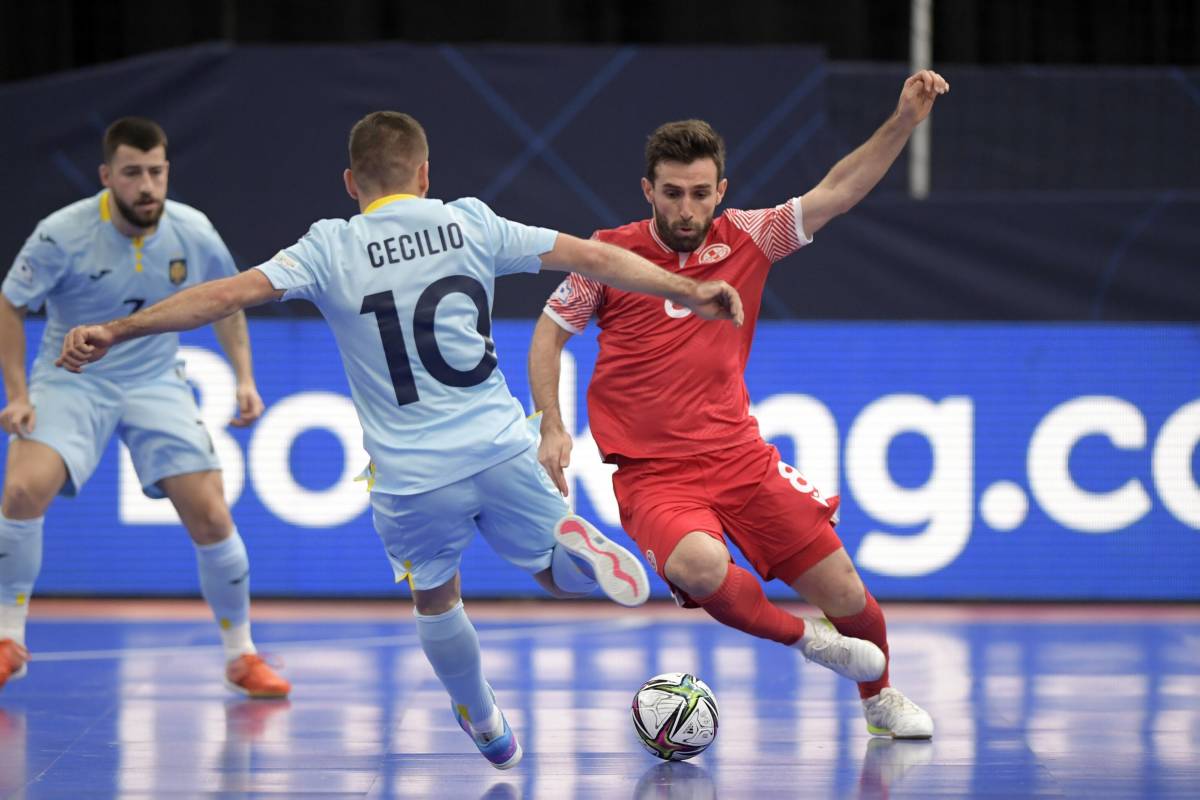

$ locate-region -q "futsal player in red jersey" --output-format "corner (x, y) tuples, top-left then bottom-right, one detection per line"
(529, 70), (949, 739)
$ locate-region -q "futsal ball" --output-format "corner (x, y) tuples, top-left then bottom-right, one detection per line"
(631, 672), (719, 761)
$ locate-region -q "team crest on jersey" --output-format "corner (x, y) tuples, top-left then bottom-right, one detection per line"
(697, 243), (731, 264)
(168, 258), (188, 285)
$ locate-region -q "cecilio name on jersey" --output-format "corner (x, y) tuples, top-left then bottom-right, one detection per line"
(118, 347), (1200, 579)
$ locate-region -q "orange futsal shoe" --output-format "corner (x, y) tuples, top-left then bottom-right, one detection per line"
(0, 639), (30, 690)
(224, 654), (291, 699)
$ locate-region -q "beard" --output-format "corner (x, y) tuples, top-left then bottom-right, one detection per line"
(112, 192), (164, 230)
(653, 211), (712, 253)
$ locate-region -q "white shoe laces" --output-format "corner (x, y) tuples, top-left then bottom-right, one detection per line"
(801, 620), (851, 667)
(872, 689), (920, 718)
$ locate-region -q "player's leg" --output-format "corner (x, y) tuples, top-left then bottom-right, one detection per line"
(472, 443), (648, 606)
(371, 482), (520, 769)
(700, 442), (886, 682)
(120, 371), (286, 698)
(787, 548), (932, 738)
(782, 529), (932, 738)
(156, 469), (286, 697)
(1, 374), (120, 690)
(0, 440), (65, 688)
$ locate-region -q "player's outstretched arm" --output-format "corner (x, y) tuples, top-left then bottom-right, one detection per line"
(540, 233), (744, 326)
(529, 314), (576, 496)
(800, 69), (949, 238)
(55, 270), (284, 373)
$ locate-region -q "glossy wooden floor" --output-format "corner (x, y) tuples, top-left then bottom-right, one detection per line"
(1, 601), (1197, 799)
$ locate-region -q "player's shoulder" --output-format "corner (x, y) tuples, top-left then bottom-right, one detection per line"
(163, 198), (218, 233)
(445, 196), (494, 225)
(35, 193), (106, 251)
(592, 218), (650, 245)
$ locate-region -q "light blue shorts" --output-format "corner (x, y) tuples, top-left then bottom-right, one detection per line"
(21, 364), (221, 498)
(371, 441), (570, 591)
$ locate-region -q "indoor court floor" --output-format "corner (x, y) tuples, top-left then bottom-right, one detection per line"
(0, 601), (1197, 799)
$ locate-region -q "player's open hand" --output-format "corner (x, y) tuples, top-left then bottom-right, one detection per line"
(537, 421), (574, 497)
(685, 280), (744, 327)
(230, 383), (265, 428)
(55, 324), (116, 372)
(0, 397), (36, 436)
(896, 69), (949, 128)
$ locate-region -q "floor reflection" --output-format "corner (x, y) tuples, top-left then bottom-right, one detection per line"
(0, 608), (1194, 798)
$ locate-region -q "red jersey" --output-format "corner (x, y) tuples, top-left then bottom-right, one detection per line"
(544, 198), (811, 461)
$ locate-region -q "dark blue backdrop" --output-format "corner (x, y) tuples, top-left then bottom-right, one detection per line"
(3, 43), (1197, 321)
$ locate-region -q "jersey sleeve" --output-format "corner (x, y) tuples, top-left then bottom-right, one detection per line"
(725, 197), (812, 263)
(543, 272), (604, 334)
(252, 222), (328, 303)
(456, 197), (558, 277)
(1, 223), (69, 311)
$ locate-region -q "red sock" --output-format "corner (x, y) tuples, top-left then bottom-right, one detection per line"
(694, 563), (805, 646)
(828, 591), (891, 699)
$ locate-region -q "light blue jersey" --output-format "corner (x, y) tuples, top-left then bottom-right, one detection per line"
(254, 195), (558, 495)
(2, 190), (237, 384)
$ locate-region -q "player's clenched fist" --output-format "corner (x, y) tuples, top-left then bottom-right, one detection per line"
(682, 279), (745, 327)
(55, 324), (116, 372)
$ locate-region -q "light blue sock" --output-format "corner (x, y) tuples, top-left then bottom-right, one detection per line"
(0, 512), (43, 644)
(551, 542), (597, 593)
(415, 601), (493, 726)
(194, 530), (251, 632)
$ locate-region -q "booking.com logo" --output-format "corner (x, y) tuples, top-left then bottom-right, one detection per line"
(120, 346), (1199, 580)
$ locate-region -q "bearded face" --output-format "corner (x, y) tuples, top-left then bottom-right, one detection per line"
(642, 158), (727, 253)
(101, 144), (168, 232)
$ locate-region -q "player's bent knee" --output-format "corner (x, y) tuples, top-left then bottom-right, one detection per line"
(664, 538), (728, 599)
(412, 577), (463, 616)
(1, 480), (55, 519)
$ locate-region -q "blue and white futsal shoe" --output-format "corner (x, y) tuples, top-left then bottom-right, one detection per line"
(454, 686), (522, 769)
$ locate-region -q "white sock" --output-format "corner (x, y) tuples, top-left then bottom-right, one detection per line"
(0, 603), (29, 646)
(472, 704), (504, 741)
(220, 621), (256, 662)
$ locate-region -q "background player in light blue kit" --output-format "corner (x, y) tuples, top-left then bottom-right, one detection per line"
(57, 111), (744, 769)
(0, 118), (290, 698)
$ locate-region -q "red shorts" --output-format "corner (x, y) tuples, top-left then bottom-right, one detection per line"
(612, 439), (843, 606)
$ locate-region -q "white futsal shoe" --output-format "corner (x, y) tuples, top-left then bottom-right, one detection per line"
(863, 687), (935, 739)
(553, 515), (650, 607)
(793, 617), (886, 682)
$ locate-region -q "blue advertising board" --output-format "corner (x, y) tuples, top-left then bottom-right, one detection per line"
(5, 319), (1198, 600)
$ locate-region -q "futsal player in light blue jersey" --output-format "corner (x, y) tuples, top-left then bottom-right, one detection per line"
(0, 118), (289, 698)
(57, 111), (744, 769)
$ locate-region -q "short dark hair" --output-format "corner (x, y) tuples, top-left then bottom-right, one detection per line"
(103, 117), (168, 162)
(645, 119), (726, 183)
(348, 111), (429, 193)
